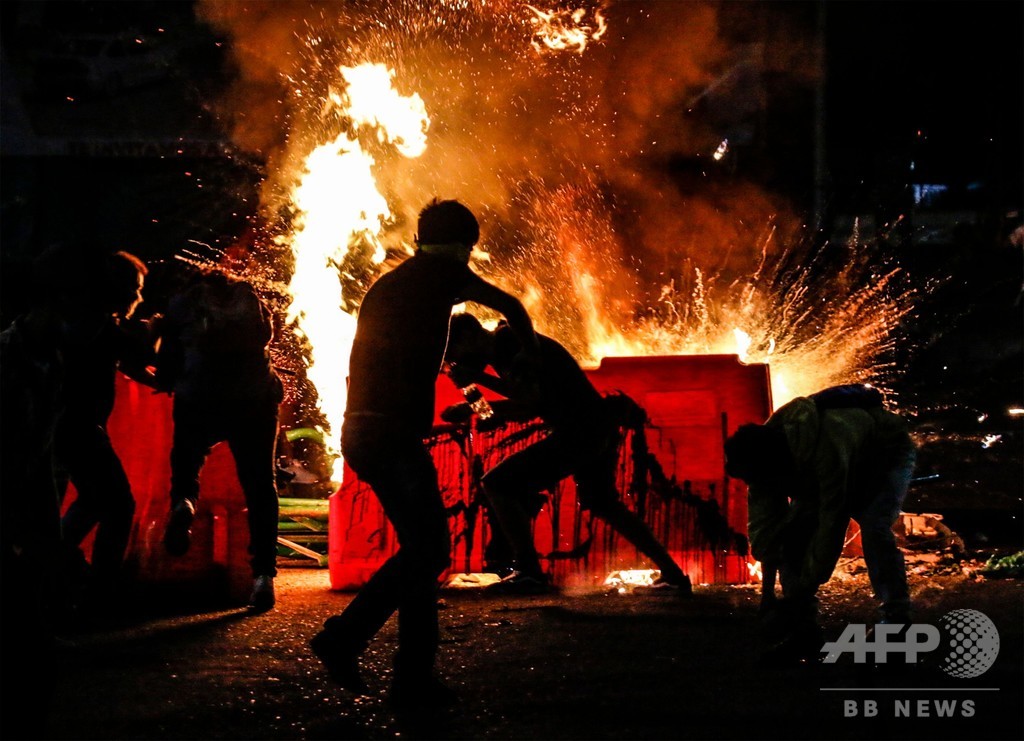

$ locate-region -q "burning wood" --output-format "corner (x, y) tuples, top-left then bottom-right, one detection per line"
(604, 568), (659, 593)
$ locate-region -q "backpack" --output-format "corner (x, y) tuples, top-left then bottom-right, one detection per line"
(190, 276), (271, 356)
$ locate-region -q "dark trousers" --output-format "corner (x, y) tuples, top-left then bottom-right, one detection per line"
(169, 397), (280, 577)
(483, 425), (685, 580)
(323, 416), (451, 680)
(779, 447), (917, 620)
(850, 447), (916, 619)
(56, 420), (135, 587)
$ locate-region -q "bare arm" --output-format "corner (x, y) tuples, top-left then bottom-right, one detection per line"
(458, 274), (540, 356)
(468, 368), (520, 400)
(443, 363), (539, 412)
(799, 443), (855, 590)
(459, 274), (543, 407)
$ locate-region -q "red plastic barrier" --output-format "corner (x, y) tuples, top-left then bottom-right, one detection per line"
(71, 376), (255, 602)
(95, 355), (773, 594)
(329, 355), (773, 589)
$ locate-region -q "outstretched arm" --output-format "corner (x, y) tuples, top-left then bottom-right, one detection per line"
(799, 447), (854, 590)
(458, 274), (540, 356)
(467, 368), (519, 400)
(459, 274), (543, 407)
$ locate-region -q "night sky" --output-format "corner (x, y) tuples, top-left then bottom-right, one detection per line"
(2, 1), (1021, 241)
(825, 1), (1023, 195)
(3, 3), (1021, 181)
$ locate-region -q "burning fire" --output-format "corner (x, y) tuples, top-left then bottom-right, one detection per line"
(282, 63), (429, 480)
(746, 559), (763, 581)
(198, 0), (919, 476)
(501, 183), (913, 408)
(527, 3), (608, 54)
(604, 569), (659, 593)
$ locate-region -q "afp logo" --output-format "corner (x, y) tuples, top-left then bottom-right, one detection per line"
(822, 609), (1000, 677)
(937, 609), (1001, 678)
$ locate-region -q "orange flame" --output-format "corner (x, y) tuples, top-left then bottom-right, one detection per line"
(604, 568), (659, 593)
(498, 187), (913, 409)
(254, 3), (913, 477)
(747, 560), (763, 582)
(283, 63), (429, 480)
(527, 3), (608, 54)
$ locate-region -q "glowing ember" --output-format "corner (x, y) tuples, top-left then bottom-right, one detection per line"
(505, 194), (914, 408)
(199, 0), (920, 469)
(981, 434), (1002, 449)
(527, 3), (608, 54)
(283, 63), (429, 480)
(746, 560), (763, 581)
(713, 138), (729, 161)
(445, 572), (502, 589)
(604, 569), (659, 593)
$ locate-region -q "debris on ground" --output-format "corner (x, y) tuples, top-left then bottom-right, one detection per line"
(444, 572), (502, 589)
(897, 512), (966, 555)
(979, 550), (1024, 579)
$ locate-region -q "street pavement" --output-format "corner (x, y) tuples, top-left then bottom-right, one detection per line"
(38, 566), (1024, 740)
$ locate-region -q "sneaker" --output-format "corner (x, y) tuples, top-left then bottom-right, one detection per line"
(163, 499), (196, 557)
(485, 570), (554, 595)
(309, 631), (369, 695)
(248, 575), (275, 612)
(633, 573), (693, 597)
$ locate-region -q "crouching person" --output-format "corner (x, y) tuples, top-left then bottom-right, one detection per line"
(442, 313), (691, 595)
(723, 384), (916, 662)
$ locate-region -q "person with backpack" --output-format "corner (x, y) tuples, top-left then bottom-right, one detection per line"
(156, 268), (283, 612)
(723, 384), (917, 662)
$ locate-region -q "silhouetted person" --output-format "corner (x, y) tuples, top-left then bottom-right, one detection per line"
(156, 268), (283, 612)
(310, 199), (539, 716)
(724, 384), (916, 662)
(53, 250), (158, 610)
(442, 313), (691, 595)
(0, 298), (65, 738)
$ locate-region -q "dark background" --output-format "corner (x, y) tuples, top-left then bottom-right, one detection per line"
(2, 2), (1020, 261)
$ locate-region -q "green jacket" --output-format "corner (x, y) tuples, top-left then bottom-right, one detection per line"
(747, 397), (914, 591)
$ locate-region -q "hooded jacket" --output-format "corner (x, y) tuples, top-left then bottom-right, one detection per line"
(747, 397), (914, 591)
